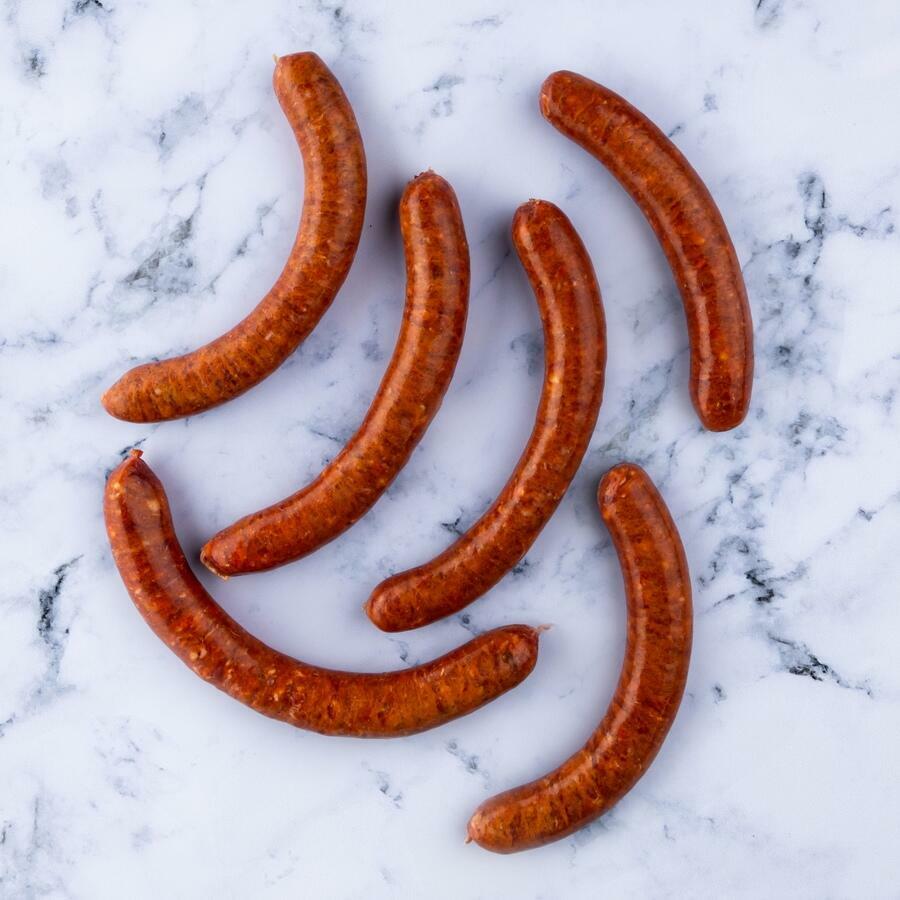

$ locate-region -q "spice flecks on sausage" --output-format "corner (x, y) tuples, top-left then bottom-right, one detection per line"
(102, 52), (367, 422)
(200, 171), (469, 576)
(467, 463), (692, 852)
(105, 450), (540, 738)
(365, 199), (605, 631)
(540, 70), (752, 431)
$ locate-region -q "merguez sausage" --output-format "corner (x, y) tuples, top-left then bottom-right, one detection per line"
(105, 450), (540, 738)
(200, 171), (469, 576)
(102, 52), (367, 422)
(467, 463), (692, 852)
(365, 200), (605, 632)
(540, 70), (752, 431)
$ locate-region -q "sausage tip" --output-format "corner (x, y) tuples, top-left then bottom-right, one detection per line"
(697, 394), (750, 432)
(111, 448), (145, 481)
(598, 462), (644, 508)
(511, 198), (560, 237)
(365, 574), (418, 632)
(538, 70), (575, 116)
(407, 169), (449, 195)
(102, 369), (169, 422)
(272, 51), (329, 93)
(465, 810), (501, 853)
(100, 381), (130, 421)
(199, 544), (230, 580)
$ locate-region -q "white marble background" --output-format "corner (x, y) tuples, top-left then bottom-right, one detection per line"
(2, 1), (899, 897)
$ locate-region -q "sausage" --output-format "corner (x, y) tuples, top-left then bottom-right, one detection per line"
(540, 70), (753, 431)
(200, 171), (469, 576)
(366, 200), (605, 632)
(105, 450), (540, 738)
(467, 463), (692, 852)
(102, 52), (367, 422)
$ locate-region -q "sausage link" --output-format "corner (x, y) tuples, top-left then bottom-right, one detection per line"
(467, 463), (692, 852)
(200, 171), (469, 576)
(366, 200), (605, 632)
(540, 70), (753, 431)
(102, 52), (367, 422)
(105, 450), (539, 737)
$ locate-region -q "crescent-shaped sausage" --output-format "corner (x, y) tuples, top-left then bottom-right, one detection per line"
(200, 171), (469, 576)
(105, 450), (540, 738)
(466, 463), (692, 851)
(540, 70), (752, 431)
(102, 52), (367, 422)
(365, 199), (605, 632)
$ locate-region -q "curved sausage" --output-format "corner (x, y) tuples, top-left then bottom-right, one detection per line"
(105, 450), (539, 738)
(366, 200), (605, 632)
(200, 171), (469, 576)
(467, 463), (692, 852)
(540, 70), (752, 431)
(102, 52), (367, 422)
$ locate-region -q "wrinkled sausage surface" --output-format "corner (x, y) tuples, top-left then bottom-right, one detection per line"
(105, 450), (540, 738)
(541, 70), (752, 431)
(103, 52), (367, 422)
(200, 171), (469, 576)
(467, 463), (692, 852)
(366, 199), (605, 632)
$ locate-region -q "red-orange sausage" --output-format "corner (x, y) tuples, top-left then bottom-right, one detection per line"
(467, 463), (692, 852)
(540, 70), (753, 431)
(105, 450), (539, 738)
(102, 52), (367, 422)
(200, 171), (469, 576)
(366, 200), (605, 632)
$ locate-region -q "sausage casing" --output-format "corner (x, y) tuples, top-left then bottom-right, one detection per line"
(200, 171), (469, 576)
(105, 451), (540, 738)
(366, 199), (605, 631)
(467, 463), (692, 852)
(102, 52), (367, 422)
(540, 70), (752, 431)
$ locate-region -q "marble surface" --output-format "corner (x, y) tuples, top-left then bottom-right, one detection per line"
(2, 1), (899, 896)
